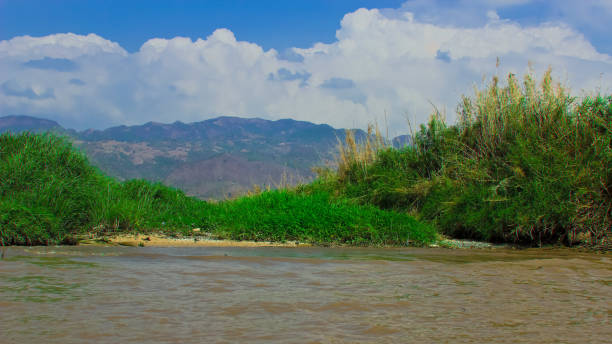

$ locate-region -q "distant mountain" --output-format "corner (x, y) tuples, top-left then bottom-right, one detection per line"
(0, 115), (66, 134)
(392, 134), (412, 148)
(79, 116), (344, 143)
(1, 115), (378, 199)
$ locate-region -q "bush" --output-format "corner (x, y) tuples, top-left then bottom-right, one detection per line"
(314, 69), (611, 246)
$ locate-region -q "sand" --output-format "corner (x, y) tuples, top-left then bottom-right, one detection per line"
(100, 234), (311, 248)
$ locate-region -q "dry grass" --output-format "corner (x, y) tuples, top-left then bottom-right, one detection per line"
(458, 68), (572, 159)
(336, 123), (388, 182)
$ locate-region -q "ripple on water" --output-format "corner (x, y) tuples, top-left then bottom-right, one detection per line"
(0, 246), (610, 344)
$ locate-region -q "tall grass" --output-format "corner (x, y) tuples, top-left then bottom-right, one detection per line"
(335, 123), (388, 183)
(0, 133), (101, 244)
(452, 69), (610, 244)
(312, 69), (611, 247)
(0, 132), (435, 246)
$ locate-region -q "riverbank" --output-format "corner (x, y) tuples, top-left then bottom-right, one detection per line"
(1, 70), (609, 249)
(2, 232), (604, 252)
(0, 132), (436, 247)
(90, 233), (313, 248)
(72, 232), (506, 249)
(303, 70), (610, 247)
(72, 233), (607, 251)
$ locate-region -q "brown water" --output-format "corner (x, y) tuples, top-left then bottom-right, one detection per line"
(0, 246), (610, 344)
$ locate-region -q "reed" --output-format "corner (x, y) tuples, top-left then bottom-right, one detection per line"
(313, 69), (610, 247)
(336, 123), (388, 183)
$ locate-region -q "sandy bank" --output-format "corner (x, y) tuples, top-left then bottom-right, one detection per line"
(78, 234), (503, 249)
(90, 234), (312, 248)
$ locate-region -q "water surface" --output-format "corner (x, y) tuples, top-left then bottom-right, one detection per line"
(1, 246), (610, 343)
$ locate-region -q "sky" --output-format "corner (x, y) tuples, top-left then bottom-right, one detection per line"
(1, 0), (611, 133)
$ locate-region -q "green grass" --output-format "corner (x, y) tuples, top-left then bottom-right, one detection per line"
(0, 133), (102, 245)
(306, 69), (611, 247)
(4, 69), (608, 248)
(206, 190), (435, 245)
(0, 132), (435, 246)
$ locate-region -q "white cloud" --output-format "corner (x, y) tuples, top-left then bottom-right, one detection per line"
(0, 8), (611, 135)
(0, 33), (126, 60)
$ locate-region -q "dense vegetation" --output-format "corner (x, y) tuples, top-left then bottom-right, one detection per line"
(0, 132), (435, 246)
(304, 69), (610, 247)
(2, 69), (609, 248)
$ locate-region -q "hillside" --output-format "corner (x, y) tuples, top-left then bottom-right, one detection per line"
(1, 115), (367, 199)
(0, 115), (66, 134)
(0, 132), (435, 246)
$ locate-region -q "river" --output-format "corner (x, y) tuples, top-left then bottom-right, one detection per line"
(0, 246), (610, 343)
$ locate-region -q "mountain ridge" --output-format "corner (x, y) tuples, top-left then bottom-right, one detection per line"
(1, 114), (384, 199)
(0, 115), (66, 133)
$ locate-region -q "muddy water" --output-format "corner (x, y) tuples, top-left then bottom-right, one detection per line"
(0, 246), (610, 344)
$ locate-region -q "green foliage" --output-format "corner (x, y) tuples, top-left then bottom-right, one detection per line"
(0, 199), (60, 245)
(0, 133), (100, 244)
(312, 70), (611, 246)
(208, 190), (435, 245)
(0, 132), (434, 246)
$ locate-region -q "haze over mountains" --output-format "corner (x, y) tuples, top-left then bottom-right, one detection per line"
(1, 115), (399, 199)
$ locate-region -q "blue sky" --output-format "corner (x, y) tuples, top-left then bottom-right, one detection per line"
(0, 0), (406, 52)
(2, 0), (610, 54)
(0, 0), (611, 131)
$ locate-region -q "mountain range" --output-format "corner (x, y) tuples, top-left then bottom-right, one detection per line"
(2, 115), (403, 199)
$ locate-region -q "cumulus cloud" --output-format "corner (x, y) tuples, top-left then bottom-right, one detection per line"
(397, 0), (612, 54)
(1, 80), (54, 100)
(435, 50), (451, 63)
(0, 33), (127, 60)
(68, 78), (86, 86)
(269, 68), (311, 84)
(0, 7), (611, 134)
(320, 78), (355, 89)
(23, 57), (78, 72)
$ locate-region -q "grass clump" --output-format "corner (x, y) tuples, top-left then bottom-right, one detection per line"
(0, 132), (434, 246)
(0, 133), (101, 244)
(207, 190), (435, 245)
(310, 69), (611, 247)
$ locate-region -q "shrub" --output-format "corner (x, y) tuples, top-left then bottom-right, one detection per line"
(316, 69), (611, 246)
